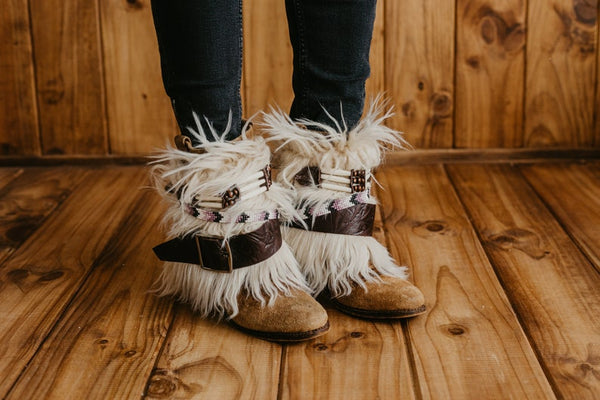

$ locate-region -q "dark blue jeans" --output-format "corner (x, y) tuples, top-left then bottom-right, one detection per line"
(151, 0), (376, 142)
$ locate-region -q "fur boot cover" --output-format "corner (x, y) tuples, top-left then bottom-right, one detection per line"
(262, 99), (410, 297)
(149, 121), (310, 318)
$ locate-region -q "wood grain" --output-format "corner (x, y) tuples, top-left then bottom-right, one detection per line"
(243, 0), (294, 117)
(448, 164), (600, 398)
(280, 309), (415, 400)
(145, 305), (280, 400)
(377, 165), (556, 399)
(520, 162), (600, 271)
(100, 0), (177, 154)
(525, 0), (598, 147)
(385, 147), (600, 165)
(8, 189), (172, 400)
(29, 0), (107, 155)
(0, 168), (24, 191)
(280, 193), (415, 400)
(455, 0), (526, 148)
(385, 0), (455, 148)
(597, 15), (600, 147)
(0, 167), (148, 396)
(0, 167), (87, 264)
(0, 0), (40, 156)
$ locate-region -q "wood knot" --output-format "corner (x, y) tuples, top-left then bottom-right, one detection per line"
(1, 142), (17, 155)
(350, 331), (364, 339)
(41, 77), (65, 104)
(466, 56), (480, 69)
(431, 92), (452, 117)
(45, 147), (65, 155)
(124, 350), (137, 357)
(413, 220), (453, 237)
(441, 323), (468, 337)
(314, 343), (328, 352)
(6, 224), (37, 243)
(579, 363), (594, 373)
(38, 270), (64, 282)
(401, 101), (416, 118)
(125, 0), (144, 10)
(555, 5), (596, 54)
(476, 6), (525, 52)
(147, 372), (177, 398)
(417, 81), (425, 91)
(426, 223), (444, 232)
(96, 339), (109, 345)
(8, 268), (29, 283)
(487, 228), (547, 259)
(574, 0), (597, 25)
(481, 17), (496, 44)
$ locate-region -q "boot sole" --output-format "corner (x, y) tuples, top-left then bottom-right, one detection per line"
(330, 299), (427, 320)
(229, 320), (330, 343)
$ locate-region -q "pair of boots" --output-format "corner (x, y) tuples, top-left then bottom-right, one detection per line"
(151, 103), (426, 342)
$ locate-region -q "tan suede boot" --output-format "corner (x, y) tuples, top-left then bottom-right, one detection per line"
(150, 126), (329, 341)
(263, 99), (426, 319)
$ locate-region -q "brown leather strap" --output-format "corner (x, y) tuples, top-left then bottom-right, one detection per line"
(292, 203), (376, 236)
(174, 135), (205, 154)
(153, 219), (282, 272)
(294, 166), (321, 186)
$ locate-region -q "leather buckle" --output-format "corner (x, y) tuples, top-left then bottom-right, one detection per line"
(195, 236), (234, 273)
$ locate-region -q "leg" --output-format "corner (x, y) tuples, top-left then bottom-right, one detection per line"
(285, 0), (376, 129)
(150, 0), (243, 141)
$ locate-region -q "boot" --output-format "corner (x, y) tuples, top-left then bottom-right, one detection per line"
(263, 100), (426, 319)
(150, 124), (329, 341)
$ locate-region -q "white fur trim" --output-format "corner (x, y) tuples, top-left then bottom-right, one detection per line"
(149, 120), (310, 317)
(264, 97), (410, 295)
(262, 96), (410, 190)
(282, 228), (407, 297)
(153, 243), (308, 318)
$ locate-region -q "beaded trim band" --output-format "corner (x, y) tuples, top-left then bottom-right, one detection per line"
(184, 204), (280, 224)
(189, 164), (272, 209)
(296, 190), (372, 220)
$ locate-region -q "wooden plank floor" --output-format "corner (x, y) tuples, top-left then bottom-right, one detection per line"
(0, 162), (598, 400)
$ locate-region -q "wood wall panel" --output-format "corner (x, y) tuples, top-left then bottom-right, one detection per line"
(455, 0), (526, 148)
(596, 8), (600, 147)
(2, 1), (600, 156)
(385, 0), (455, 148)
(29, 0), (107, 155)
(0, 0), (40, 156)
(100, 0), (177, 154)
(525, 0), (598, 147)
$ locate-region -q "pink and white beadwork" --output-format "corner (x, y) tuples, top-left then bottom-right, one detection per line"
(297, 190), (372, 220)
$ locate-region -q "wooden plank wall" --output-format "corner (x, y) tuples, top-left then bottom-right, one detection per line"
(0, 0), (598, 156)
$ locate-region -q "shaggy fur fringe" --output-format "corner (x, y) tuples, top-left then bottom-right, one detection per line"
(263, 97), (410, 296)
(149, 119), (309, 317)
(283, 227), (408, 296)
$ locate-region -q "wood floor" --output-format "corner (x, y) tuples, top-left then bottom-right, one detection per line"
(0, 162), (599, 400)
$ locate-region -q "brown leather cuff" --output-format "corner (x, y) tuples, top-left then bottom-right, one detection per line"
(153, 219), (282, 272)
(292, 203), (376, 236)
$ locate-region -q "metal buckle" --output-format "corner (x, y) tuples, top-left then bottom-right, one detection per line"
(194, 236), (234, 273)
